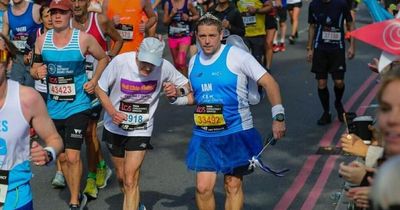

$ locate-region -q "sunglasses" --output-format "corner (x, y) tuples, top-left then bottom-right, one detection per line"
(0, 50), (9, 63)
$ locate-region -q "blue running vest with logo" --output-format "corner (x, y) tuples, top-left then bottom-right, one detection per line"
(190, 45), (253, 137)
(0, 80), (32, 209)
(7, 2), (41, 51)
(42, 29), (90, 119)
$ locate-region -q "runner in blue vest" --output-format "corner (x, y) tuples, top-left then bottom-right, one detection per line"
(30, 0), (108, 209)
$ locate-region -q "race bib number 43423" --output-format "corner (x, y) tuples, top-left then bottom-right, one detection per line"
(48, 76), (76, 101)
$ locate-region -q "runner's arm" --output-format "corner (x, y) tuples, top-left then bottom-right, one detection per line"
(257, 73), (286, 140)
(99, 14), (123, 57)
(30, 35), (46, 80)
(2, 11), (9, 37)
(143, 0), (157, 32)
(84, 33), (109, 84)
(21, 87), (63, 165)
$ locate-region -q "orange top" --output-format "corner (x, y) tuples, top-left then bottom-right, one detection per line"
(107, 0), (144, 53)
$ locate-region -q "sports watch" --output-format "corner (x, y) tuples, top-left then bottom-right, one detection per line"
(273, 113), (285, 122)
(45, 150), (54, 165)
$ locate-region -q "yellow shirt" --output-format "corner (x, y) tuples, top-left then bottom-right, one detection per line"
(237, 0), (266, 37)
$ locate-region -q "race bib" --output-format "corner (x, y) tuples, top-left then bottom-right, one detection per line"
(322, 27), (341, 41)
(116, 24), (133, 40)
(0, 170), (9, 204)
(242, 15), (256, 26)
(119, 102), (150, 131)
(194, 104), (227, 132)
(12, 40), (26, 51)
(48, 76), (76, 101)
(85, 61), (94, 80)
(168, 24), (190, 37)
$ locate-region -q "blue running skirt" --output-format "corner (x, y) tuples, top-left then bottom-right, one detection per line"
(186, 128), (263, 175)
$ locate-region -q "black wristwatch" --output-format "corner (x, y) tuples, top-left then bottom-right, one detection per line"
(45, 150), (53, 165)
(273, 113), (285, 122)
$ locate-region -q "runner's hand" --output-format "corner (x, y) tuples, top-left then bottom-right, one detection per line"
(37, 64), (47, 80)
(306, 49), (313, 63)
(84, 80), (96, 94)
(347, 46), (355, 59)
(367, 58), (379, 73)
(272, 120), (285, 140)
(182, 13), (189, 21)
(111, 111), (127, 125)
(112, 15), (121, 25)
(222, 19), (230, 29)
(30, 141), (48, 166)
(163, 82), (177, 98)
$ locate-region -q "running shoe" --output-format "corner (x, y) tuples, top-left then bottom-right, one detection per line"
(139, 203), (147, 210)
(272, 43), (280, 53)
(317, 112), (332, 125)
(83, 178), (98, 199)
(289, 35), (296, 45)
(52, 171), (66, 188)
(279, 42), (286, 52)
(96, 166), (112, 189)
(69, 193), (87, 210)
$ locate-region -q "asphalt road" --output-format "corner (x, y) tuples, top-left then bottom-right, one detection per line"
(31, 2), (381, 210)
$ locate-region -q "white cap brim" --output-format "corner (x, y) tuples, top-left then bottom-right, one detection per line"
(138, 51), (162, 67)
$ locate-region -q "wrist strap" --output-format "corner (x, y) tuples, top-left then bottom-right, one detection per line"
(271, 104), (285, 118)
(44, 147), (56, 165)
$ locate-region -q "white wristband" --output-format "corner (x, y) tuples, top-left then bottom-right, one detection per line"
(170, 96), (189, 105)
(271, 104), (285, 118)
(44, 146), (56, 165)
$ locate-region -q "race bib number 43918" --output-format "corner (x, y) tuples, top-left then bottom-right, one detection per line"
(119, 102), (150, 131)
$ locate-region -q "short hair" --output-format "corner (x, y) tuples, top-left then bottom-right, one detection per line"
(377, 62), (400, 104)
(371, 156), (400, 210)
(195, 13), (223, 33)
(0, 33), (17, 63)
(39, 3), (50, 18)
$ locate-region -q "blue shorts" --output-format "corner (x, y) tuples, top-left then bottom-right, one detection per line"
(186, 128), (263, 175)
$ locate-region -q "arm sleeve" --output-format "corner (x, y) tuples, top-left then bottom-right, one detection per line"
(228, 47), (267, 82)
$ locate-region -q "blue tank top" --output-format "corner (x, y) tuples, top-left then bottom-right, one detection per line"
(42, 29), (90, 119)
(190, 45), (254, 137)
(167, 0), (191, 38)
(7, 2), (41, 51)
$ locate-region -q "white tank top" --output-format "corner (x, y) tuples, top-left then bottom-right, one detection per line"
(0, 80), (30, 170)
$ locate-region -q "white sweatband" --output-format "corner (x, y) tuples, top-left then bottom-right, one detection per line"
(44, 146), (56, 165)
(271, 104), (285, 118)
(171, 96), (189, 105)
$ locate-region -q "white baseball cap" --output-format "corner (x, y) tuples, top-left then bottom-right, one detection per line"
(138, 37), (165, 67)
